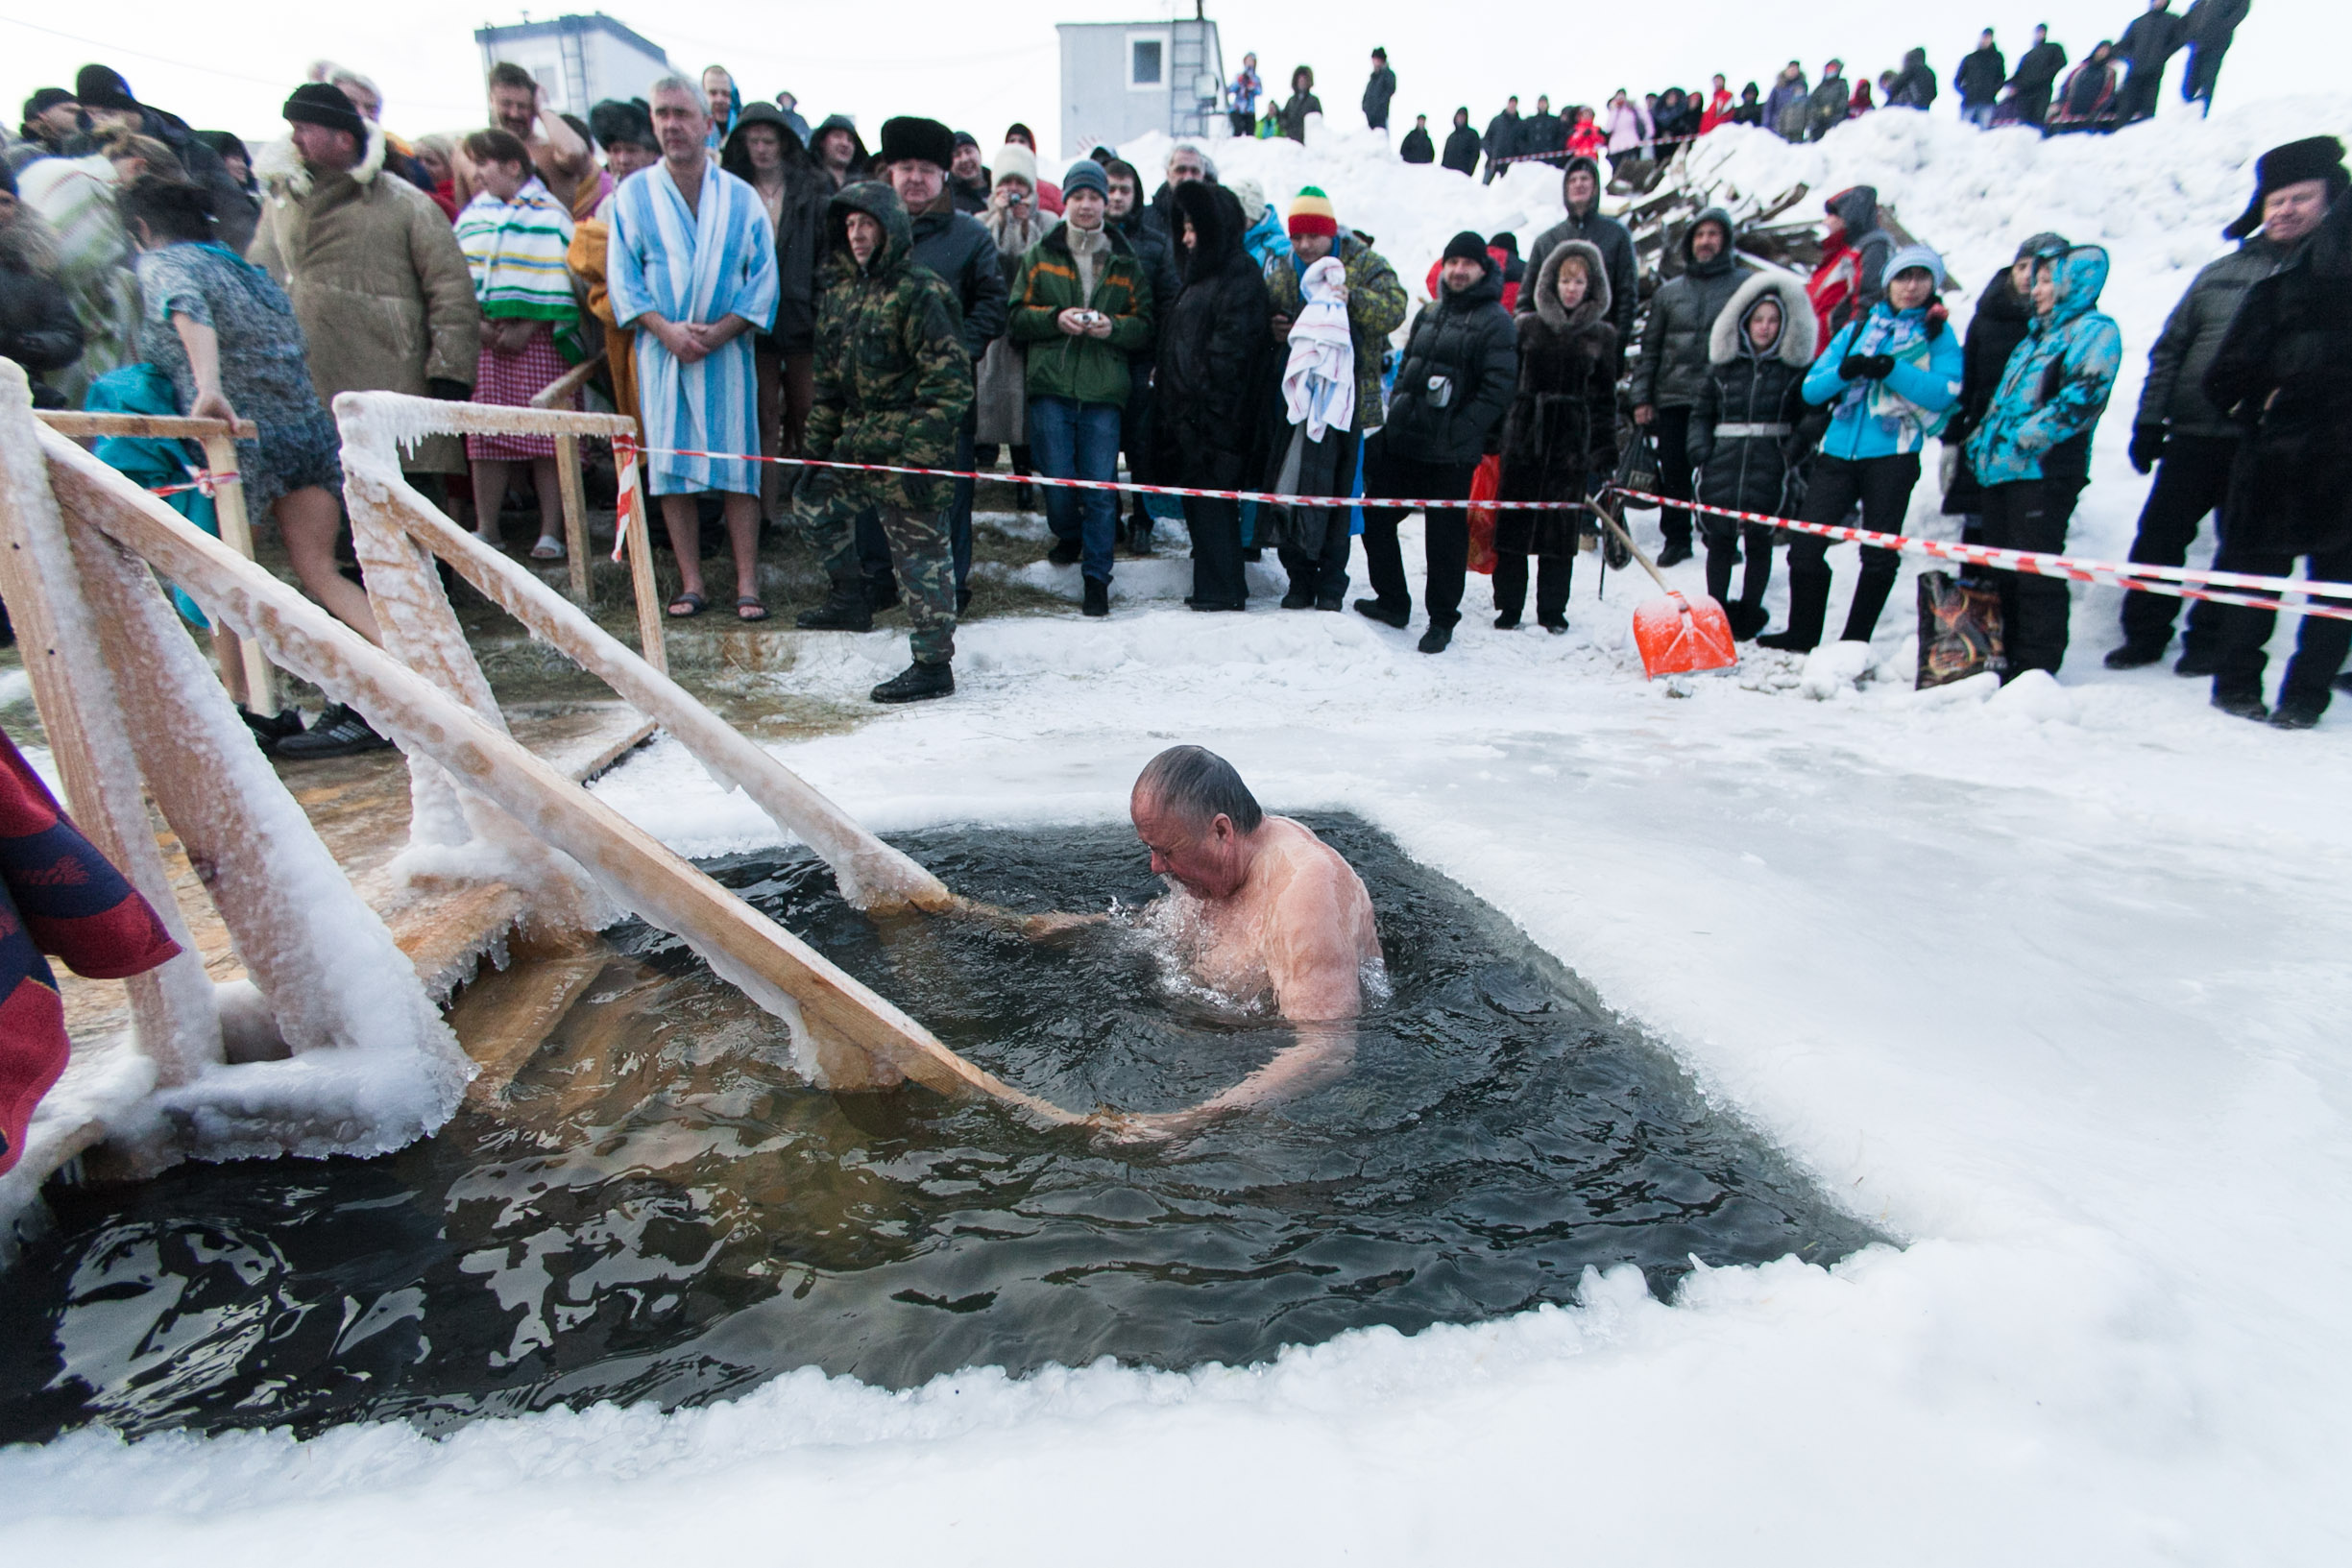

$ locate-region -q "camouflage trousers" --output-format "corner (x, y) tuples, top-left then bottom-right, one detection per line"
(807, 499), (958, 664)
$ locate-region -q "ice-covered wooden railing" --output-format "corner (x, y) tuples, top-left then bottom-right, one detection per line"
(36, 409), (279, 721)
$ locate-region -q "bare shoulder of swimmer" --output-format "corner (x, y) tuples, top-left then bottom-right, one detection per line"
(1262, 834), (1380, 1023)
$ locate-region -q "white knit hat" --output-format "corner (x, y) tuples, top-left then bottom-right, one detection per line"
(992, 141), (1038, 188)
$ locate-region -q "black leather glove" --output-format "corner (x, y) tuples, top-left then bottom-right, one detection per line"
(1840, 353), (1870, 381)
(1858, 353), (1897, 380)
(2128, 423), (2167, 475)
(427, 377), (471, 401)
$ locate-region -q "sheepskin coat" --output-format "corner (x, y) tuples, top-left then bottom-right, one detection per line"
(1495, 240), (1619, 557)
(246, 126), (479, 473)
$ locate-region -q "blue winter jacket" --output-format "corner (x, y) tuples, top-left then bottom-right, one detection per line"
(1803, 302), (1964, 461)
(1966, 246), (2122, 487)
(1241, 205), (1294, 270)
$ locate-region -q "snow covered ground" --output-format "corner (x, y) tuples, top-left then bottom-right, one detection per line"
(10, 101), (2352, 1563)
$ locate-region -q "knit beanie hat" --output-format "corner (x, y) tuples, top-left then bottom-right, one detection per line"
(23, 87), (76, 122)
(1288, 185), (1337, 239)
(992, 141), (1037, 188)
(1443, 229), (1491, 267)
(1062, 157), (1109, 202)
(1228, 175), (1269, 227)
(1884, 242), (1947, 290)
(73, 65), (139, 114)
(2015, 230), (2071, 263)
(2224, 135), (2350, 239)
(283, 82), (366, 142)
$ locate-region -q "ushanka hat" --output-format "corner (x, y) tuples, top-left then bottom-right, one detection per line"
(2225, 135), (2349, 239)
(590, 98), (657, 153)
(1287, 185), (1337, 239)
(879, 115), (955, 170)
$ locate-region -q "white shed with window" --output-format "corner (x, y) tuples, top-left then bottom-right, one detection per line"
(1056, 17), (1224, 160)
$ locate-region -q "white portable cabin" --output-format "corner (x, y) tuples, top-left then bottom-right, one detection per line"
(1056, 16), (1224, 159)
(474, 12), (673, 121)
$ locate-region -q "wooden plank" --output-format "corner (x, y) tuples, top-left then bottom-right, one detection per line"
(38, 411), (257, 440)
(555, 433), (591, 604)
(43, 430), (1077, 1122)
(624, 447), (668, 674)
(201, 432), (278, 716)
(0, 366), (222, 1084)
(529, 356), (602, 410)
(330, 391), (634, 440)
(448, 930), (613, 1104)
(341, 449), (955, 915)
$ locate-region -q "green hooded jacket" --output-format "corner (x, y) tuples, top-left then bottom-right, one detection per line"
(1006, 219), (1153, 407)
(805, 181), (975, 514)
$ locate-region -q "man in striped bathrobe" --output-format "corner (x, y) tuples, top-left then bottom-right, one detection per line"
(608, 75), (780, 619)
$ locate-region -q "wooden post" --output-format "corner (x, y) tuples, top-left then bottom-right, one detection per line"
(0, 367), (220, 1083)
(201, 432), (278, 716)
(555, 433), (590, 605)
(625, 450), (667, 674)
(44, 429), (1075, 1120)
(338, 449), (954, 914)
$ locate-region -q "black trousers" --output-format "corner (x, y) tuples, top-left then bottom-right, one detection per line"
(2210, 543), (2352, 714)
(1650, 405), (1695, 548)
(2015, 86), (2054, 128)
(1276, 425), (1360, 603)
(1707, 522), (1777, 608)
(1978, 476), (2086, 677)
(1184, 495), (1248, 608)
(2120, 432), (2231, 656)
(1121, 366), (1157, 523)
(1359, 440), (1476, 627)
(1789, 452), (1920, 639)
(1493, 551), (1571, 622)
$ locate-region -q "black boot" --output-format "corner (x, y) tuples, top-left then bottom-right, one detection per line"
(1353, 597), (1410, 629)
(1726, 600), (1770, 640)
(1047, 537), (1082, 567)
(1417, 620), (1453, 654)
(1656, 537), (1693, 568)
(1281, 583), (1316, 610)
(1082, 578), (1109, 617)
(866, 574), (901, 612)
(871, 661), (955, 703)
(274, 703), (394, 760)
(2174, 646), (2220, 677)
(2103, 640), (2169, 670)
(2210, 684), (2269, 722)
(1839, 568), (1898, 644)
(1757, 569), (1831, 652)
(796, 580), (874, 632)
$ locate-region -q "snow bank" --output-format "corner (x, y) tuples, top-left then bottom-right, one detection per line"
(12, 98), (2352, 1563)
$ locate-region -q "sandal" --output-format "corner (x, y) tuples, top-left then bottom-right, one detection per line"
(530, 535), (566, 561)
(667, 591), (706, 618)
(736, 596), (769, 622)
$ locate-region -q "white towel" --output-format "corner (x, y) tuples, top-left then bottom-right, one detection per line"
(1280, 254), (1356, 442)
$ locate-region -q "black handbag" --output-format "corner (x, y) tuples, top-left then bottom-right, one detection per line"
(1612, 427), (1661, 508)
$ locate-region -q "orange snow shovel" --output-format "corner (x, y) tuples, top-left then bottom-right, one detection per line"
(1593, 495), (1737, 679)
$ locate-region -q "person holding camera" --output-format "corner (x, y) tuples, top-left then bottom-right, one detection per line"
(1006, 158), (1154, 615)
(1353, 231), (1517, 653)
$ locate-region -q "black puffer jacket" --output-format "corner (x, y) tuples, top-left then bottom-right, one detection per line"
(1521, 157), (1637, 346)
(1152, 181), (1275, 488)
(1111, 204), (1181, 361)
(909, 199), (1009, 362)
(2138, 232), (2303, 439)
(1382, 254), (1518, 465)
(1496, 241), (1618, 556)
(1689, 272), (1816, 518)
(1442, 121), (1482, 175)
(2204, 200), (2352, 558)
(1634, 206), (1755, 410)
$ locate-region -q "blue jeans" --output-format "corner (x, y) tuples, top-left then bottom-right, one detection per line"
(1029, 395), (1122, 584)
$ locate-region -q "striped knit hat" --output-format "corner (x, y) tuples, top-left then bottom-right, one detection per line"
(1288, 185), (1337, 240)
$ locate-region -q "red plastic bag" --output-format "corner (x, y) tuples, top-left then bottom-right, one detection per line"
(1467, 454), (1500, 576)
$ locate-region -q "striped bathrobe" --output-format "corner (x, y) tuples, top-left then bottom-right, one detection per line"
(607, 161), (779, 496)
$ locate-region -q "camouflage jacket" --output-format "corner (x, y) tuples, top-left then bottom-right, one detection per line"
(804, 181), (976, 514)
(1265, 230), (1407, 429)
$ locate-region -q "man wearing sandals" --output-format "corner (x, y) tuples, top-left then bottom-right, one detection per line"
(793, 181), (976, 703)
(607, 75), (779, 623)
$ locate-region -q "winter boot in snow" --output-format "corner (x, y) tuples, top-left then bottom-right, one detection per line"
(1839, 568), (1898, 644)
(1756, 570), (1831, 653)
(867, 573), (901, 613)
(796, 580), (874, 632)
(1417, 622), (1453, 654)
(274, 703), (394, 760)
(2269, 702), (2324, 730)
(1656, 538), (1693, 568)
(2104, 640), (2169, 670)
(1283, 583), (1317, 610)
(871, 660), (955, 704)
(1082, 578), (1109, 617)
(2174, 646), (2220, 677)
(1354, 597), (1410, 629)
(2210, 684), (2269, 723)
(1726, 600), (1771, 640)
(1047, 536), (1083, 567)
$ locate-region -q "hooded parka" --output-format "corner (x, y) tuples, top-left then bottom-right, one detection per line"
(1152, 181), (1274, 490)
(1634, 206), (1756, 411)
(1689, 271), (1818, 519)
(1496, 240), (1619, 556)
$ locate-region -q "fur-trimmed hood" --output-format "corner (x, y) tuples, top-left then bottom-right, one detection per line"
(1709, 271), (1815, 365)
(1528, 238), (1611, 334)
(255, 121), (387, 201)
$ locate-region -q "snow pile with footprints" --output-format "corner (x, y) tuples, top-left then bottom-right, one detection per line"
(10, 99), (2352, 1565)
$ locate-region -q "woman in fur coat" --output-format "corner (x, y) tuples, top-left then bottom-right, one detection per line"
(1688, 271), (1818, 638)
(1492, 239), (1618, 632)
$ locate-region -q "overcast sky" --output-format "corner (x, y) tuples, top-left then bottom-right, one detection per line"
(6, 1), (2344, 156)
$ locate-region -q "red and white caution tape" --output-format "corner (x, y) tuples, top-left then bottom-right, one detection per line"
(610, 435), (1586, 514)
(611, 444), (639, 565)
(1610, 486), (2352, 622)
(148, 468), (241, 499)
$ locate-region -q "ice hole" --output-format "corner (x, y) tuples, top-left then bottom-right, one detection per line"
(0, 818), (1881, 1440)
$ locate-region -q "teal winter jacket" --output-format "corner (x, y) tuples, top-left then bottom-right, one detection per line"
(1966, 246), (2122, 487)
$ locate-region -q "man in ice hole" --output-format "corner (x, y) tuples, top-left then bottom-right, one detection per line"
(1046, 746), (1383, 1139)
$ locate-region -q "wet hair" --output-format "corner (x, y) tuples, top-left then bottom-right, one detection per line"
(463, 127), (532, 172)
(1136, 746), (1264, 835)
(117, 174), (215, 245)
(648, 74), (702, 109)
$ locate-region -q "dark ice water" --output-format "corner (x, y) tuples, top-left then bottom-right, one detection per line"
(0, 819), (1879, 1442)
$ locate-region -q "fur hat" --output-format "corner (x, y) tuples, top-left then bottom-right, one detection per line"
(1288, 185), (1338, 239)
(879, 115), (955, 170)
(1442, 229), (1491, 267)
(991, 140), (1037, 188)
(73, 65), (138, 114)
(590, 98), (658, 153)
(2224, 135), (2349, 239)
(282, 82), (365, 141)
(1061, 157), (1109, 202)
